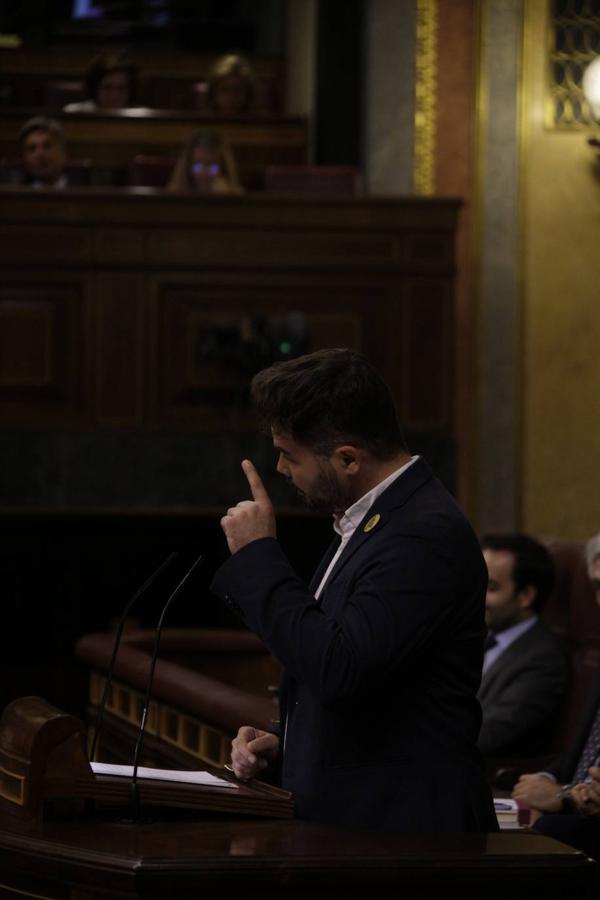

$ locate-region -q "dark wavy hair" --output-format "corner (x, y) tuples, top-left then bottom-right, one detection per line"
(250, 348), (408, 459)
(84, 52), (137, 104)
(481, 533), (555, 612)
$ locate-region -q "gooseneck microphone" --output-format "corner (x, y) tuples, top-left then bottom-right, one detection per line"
(128, 553), (204, 822)
(89, 552), (178, 762)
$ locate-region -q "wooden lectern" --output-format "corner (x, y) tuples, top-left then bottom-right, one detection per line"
(0, 696), (292, 831)
(0, 699), (596, 900)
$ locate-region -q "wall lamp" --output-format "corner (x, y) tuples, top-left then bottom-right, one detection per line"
(582, 55), (600, 154)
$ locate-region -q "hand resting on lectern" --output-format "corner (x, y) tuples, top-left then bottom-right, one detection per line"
(231, 725), (280, 781)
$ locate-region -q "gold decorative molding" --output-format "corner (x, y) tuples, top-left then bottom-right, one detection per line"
(90, 672), (231, 767)
(414, 0), (438, 195)
(0, 764), (25, 805)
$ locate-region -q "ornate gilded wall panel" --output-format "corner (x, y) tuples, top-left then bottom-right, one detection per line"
(547, 0), (600, 127)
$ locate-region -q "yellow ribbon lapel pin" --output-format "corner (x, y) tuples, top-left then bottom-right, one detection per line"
(363, 513), (381, 533)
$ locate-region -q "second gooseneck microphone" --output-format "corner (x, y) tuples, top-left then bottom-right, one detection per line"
(89, 552), (179, 762)
(128, 553), (205, 822)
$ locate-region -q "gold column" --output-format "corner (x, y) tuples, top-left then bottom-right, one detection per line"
(414, 0), (438, 195)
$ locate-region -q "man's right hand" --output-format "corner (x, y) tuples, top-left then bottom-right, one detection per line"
(512, 773), (563, 813)
(230, 725), (280, 781)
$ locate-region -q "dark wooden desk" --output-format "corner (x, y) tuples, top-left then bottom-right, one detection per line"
(0, 815), (596, 900)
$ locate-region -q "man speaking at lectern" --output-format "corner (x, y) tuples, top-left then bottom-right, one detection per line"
(211, 349), (497, 832)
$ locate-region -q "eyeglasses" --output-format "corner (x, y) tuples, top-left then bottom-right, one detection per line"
(191, 162), (220, 176)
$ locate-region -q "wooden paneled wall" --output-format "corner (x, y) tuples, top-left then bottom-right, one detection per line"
(0, 189), (460, 510)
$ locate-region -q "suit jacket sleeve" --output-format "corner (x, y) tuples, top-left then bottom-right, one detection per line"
(550, 664), (600, 783)
(211, 527), (482, 709)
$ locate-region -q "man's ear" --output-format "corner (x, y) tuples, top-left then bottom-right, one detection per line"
(331, 445), (361, 475)
(517, 584), (536, 612)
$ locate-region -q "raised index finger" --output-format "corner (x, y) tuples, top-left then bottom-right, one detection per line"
(241, 459), (270, 502)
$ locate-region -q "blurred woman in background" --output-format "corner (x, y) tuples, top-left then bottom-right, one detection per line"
(167, 129), (243, 195)
(206, 54), (255, 116)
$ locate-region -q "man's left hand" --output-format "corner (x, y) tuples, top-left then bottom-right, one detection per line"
(571, 767), (600, 816)
(220, 459), (276, 554)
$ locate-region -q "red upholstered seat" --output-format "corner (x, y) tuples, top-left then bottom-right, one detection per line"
(44, 79), (85, 112)
(188, 80), (209, 111)
(542, 538), (600, 751)
(264, 165), (360, 196)
(0, 158), (93, 186)
(127, 155), (175, 188)
(65, 159), (94, 186)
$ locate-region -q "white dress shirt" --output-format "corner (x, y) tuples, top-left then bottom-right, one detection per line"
(283, 455), (418, 754)
(314, 456), (418, 599)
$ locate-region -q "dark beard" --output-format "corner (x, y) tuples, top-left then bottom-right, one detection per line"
(286, 466), (351, 515)
(484, 602), (520, 635)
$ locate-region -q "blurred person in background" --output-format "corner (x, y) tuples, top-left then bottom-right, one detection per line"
(206, 54), (255, 116)
(63, 52), (138, 113)
(478, 533), (566, 758)
(513, 533), (600, 863)
(19, 116), (68, 188)
(167, 129), (243, 195)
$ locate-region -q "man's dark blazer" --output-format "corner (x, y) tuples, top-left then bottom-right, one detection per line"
(533, 664), (600, 861)
(211, 457), (498, 832)
(547, 662), (600, 783)
(477, 620), (567, 757)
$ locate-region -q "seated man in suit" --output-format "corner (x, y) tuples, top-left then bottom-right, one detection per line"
(19, 116), (68, 189)
(513, 533), (600, 861)
(478, 533), (567, 757)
